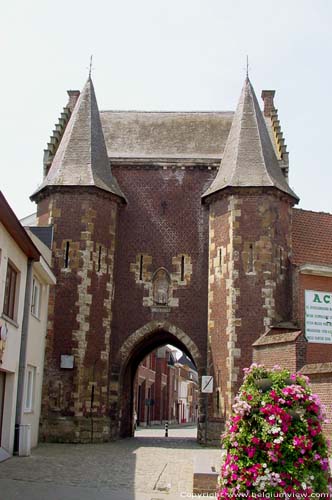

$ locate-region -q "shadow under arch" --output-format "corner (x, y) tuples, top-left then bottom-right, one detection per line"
(111, 320), (204, 439)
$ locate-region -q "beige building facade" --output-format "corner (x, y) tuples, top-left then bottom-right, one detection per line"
(0, 192), (55, 459)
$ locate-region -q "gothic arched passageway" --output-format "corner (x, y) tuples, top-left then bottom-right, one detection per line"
(109, 321), (205, 441)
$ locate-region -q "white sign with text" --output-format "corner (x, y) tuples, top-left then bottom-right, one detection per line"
(305, 290), (332, 343)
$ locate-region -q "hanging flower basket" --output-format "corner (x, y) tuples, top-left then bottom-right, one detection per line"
(254, 377), (272, 392)
(218, 364), (332, 498)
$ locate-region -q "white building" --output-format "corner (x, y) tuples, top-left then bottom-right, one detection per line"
(0, 192), (55, 460)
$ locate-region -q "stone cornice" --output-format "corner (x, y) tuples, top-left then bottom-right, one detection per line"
(109, 157), (220, 169)
(299, 263), (332, 277)
(300, 362), (332, 375)
(202, 186), (296, 206)
(31, 185), (125, 205)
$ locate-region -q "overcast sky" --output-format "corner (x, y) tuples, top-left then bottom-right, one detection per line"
(1, 0), (331, 218)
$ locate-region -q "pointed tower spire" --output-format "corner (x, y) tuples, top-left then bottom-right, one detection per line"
(202, 78), (298, 202)
(31, 78), (125, 201)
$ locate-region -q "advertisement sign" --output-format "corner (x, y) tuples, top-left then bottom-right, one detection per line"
(305, 290), (332, 343)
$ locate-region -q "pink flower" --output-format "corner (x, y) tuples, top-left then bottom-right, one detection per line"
(321, 458), (329, 471)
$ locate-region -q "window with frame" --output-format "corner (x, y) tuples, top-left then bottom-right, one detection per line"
(31, 278), (41, 318)
(25, 365), (36, 412)
(3, 262), (18, 320)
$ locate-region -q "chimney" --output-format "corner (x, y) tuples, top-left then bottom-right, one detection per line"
(66, 90), (80, 112)
(261, 90), (276, 117)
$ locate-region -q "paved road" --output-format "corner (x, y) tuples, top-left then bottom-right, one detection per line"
(0, 425), (221, 500)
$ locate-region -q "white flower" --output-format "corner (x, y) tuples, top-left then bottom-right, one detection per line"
(301, 482), (307, 490)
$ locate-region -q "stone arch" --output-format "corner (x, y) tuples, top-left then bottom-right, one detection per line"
(109, 321), (204, 439)
(117, 320), (202, 370)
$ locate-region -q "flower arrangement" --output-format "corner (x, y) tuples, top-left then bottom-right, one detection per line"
(218, 364), (331, 498)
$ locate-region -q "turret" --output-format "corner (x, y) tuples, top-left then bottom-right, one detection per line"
(31, 77), (125, 442)
(202, 78), (299, 435)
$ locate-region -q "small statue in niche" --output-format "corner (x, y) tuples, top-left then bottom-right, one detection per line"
(153, 268), (170, 305)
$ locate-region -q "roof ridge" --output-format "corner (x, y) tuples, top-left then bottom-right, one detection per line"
(100, 109), (234, 115)
(293, 207), (332, 216)
(270, 109), (289, 177)
(250, 80), (278, 189)
(228, 79), (245, 187)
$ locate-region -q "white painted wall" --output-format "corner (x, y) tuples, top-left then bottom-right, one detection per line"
(0, 222), (28, 454)
(21, 231), (55, 448)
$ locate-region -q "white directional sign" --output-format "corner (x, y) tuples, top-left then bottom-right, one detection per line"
(201, 376), (213, 393)
(305, 290), (332, 343)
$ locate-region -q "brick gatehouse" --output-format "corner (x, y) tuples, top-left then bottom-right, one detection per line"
(29, 76), (332, 444)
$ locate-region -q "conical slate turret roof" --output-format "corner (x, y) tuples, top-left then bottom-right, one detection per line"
(31, 77), (125, 201)
(202, 78), (299, 202)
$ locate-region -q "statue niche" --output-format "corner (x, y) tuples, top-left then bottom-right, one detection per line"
(152, 268), (170, 306)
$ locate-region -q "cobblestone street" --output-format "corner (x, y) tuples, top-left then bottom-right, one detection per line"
(0, 425), (221, 500)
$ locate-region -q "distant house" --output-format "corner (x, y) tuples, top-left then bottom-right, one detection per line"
(0, 192), (55, 460)
(134, 346), (178, 426)
(134, 347), (198, 427)
(175, 353), (199, 424)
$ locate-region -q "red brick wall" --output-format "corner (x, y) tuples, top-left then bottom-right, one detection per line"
(111, 165), (215, 363)
(208, 189), (293, 419)
(253, 343), (297, 372)
(36, 187), (119, 441)
(206, 195), (230, 419)
(301, 372), (332, 441)
(154, 357), (167, 421)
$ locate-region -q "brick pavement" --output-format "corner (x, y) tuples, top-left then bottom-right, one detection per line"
(0, 426), (221, 500)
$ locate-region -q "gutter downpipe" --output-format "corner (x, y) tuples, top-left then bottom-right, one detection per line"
(14, 258), (33, 455)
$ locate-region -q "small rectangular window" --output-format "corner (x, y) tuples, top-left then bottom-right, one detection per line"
(181, 255), (185, 281)
(139, 255), (143, 281)
(248, 244), (254, 273)
(25, 365), (36, 412)
(31, 278), (41, 318)
(64, 241), (70, 268)
(279, 247), (284, 275)
(97, 245), (102, 272)
(3, 262), (18, 320)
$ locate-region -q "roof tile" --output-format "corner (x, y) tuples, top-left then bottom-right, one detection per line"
(202, 78), (298, 201)
(31, 78), (125, 200)
(292, 208), (332, 266)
